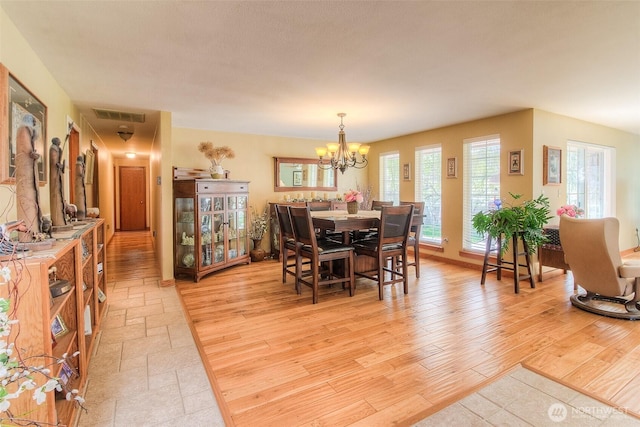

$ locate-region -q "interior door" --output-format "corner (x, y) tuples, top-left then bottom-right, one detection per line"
(119, 166), (146, 231)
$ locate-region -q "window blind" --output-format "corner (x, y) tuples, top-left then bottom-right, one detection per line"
(462, 135), (501, 252)
(380, 152), (400, 204)
(567, 140), (614, 218)
(415, 145), (442, 242)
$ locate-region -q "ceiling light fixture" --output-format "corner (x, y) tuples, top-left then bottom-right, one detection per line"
(117, 130), (133, 142)
(315, 113), (369, 174)
(125, 152), (136, 159)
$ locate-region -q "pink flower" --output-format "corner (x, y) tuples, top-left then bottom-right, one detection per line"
(557, 204), (584, 218)
(344, 189), (363, 203)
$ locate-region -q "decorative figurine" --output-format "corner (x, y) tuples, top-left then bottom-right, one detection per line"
(74, 155), (87, 220)
(15, 114), (43, 242)
(49, 137), (67, 227)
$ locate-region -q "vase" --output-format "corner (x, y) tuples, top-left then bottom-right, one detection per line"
(250, 239), (265, 262)
(347, 201), (359, 214)
(210, 165), (225, 179)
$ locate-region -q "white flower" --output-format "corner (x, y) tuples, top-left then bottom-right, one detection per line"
(0, 267), (10, 283)
(0, 397), (10, 411)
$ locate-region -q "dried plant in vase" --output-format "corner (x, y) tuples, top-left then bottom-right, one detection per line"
(198, 142), (235, 178)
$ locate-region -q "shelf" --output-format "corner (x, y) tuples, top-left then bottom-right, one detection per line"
(50, 287), (76, 321)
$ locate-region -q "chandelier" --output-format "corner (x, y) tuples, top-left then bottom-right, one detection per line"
(315, 113), (370, 174)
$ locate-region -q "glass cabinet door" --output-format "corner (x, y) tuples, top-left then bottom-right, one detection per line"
(199, 196), (213, 267)
(175, 197), (195, 269)
(212, 196), (225, 264)
(237, 195), (248, 257)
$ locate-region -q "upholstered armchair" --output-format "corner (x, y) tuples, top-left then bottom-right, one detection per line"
(560, 216), (640, 320)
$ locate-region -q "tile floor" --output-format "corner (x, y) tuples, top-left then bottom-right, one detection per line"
(415, 365), (640, 426)
(76, 276), (224, 426)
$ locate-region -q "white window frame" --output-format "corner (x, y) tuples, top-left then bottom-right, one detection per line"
(566, 140), (615, 218)
(415, 144), (442, 243)
(379, 151), (400, 204)
(462, 135), (501, 252)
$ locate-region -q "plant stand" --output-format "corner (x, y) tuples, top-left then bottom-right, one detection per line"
(481, 231), (535, 293)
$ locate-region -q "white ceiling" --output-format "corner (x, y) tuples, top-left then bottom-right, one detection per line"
(2, 1), (639, 158)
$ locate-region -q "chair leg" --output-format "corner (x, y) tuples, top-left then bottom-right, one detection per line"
(349, 253), (355, 297)
(311, 259), (320, 304)
(402, 252), (409, 294)
(414, 242), (420, 278)
(378, 254), (385, 300)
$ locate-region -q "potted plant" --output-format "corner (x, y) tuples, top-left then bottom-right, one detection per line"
(248, 206), (268, 262)
(472, 193), (552, 255)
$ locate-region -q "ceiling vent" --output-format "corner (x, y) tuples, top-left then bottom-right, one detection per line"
(93, 108), (145, 123)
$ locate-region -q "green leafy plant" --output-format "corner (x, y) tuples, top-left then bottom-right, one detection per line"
(472, 193), (552, 255)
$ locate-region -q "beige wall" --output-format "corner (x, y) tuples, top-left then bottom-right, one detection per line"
(366, 110), (535, 264)
(533, 109), (640, 248)
(367, 108), (640, 265)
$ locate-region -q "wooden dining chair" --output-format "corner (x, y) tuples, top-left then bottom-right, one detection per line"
(357, 200), (394, 240)
(289, 206), (355, 304)
(307, 201), (332, 211)
(400, 201), (425, 278)
(352, 205), (414, 300)
(275, 204), (309, 285)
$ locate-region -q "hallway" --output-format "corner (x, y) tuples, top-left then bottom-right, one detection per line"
(77, 231), (224, 426)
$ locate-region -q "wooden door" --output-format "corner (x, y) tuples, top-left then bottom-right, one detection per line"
(119, 166), (146, 231)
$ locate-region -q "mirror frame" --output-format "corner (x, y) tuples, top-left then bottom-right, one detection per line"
(273, 157), (338, 192)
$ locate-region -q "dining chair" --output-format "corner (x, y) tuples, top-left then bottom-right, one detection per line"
(275, 204), (309, 285)
(357, 200), (394, 240)
(307, 201), (332, 211)
(352, 205), (414, 300)
(371, 200), (394, 210)
(400, 201), (425, 278)
(289, 206), (355, 304)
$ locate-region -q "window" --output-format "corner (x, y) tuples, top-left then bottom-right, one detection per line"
(415, 145), (442, 242)
(379, 152), (400, 204)
(463, 135), (501, 251)
(566, 141), (615, 218)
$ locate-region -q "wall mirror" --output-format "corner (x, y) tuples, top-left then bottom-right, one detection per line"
(273, 157), (337, 192)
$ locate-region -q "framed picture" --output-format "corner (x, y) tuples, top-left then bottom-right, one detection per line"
(402, 163), (411, 181)
(0, 64), (47, 185)
(543, 145), (561, 185)
(508, 149), (524, 175)
(51, 314), (68, 338)
(59, 361), (75, 385)
(446, 157), (457, 178)
(292, 170), (302, 186)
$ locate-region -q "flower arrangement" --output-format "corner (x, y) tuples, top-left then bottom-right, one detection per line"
(197, 142), (235, 168)
(0, 266), (84, 423)
(557, 204), (584, 218)
(344, 189), (364, 204)
(248, 206), (269, 241)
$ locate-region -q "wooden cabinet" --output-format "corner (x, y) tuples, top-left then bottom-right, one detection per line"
(1, 220), (107, 426)
(174, 179), (250, 281)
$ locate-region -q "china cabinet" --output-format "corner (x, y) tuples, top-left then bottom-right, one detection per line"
(173, 178), (250, 281)
(1, 220), (106, 426)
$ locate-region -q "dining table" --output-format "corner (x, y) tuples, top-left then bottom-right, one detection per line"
(311, 209), (393, 244)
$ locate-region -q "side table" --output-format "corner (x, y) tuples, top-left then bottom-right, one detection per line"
(538, 226), (571, 282)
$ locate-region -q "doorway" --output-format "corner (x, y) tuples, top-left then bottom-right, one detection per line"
(119, 166), (146, 231)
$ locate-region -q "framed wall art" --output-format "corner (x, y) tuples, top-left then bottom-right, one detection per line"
(292, 170), (302, 186)
(508, 149), (524, 175)
(446, 157), (457, 178)
(543, 145), (561, 185)
(0, 64), (47, 185)
(403, 163), (411, 181)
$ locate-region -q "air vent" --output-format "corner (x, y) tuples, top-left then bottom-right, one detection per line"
(93, 108), (145, 123)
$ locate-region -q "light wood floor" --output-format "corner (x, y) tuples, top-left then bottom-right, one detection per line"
(159, 239), (640, 425)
